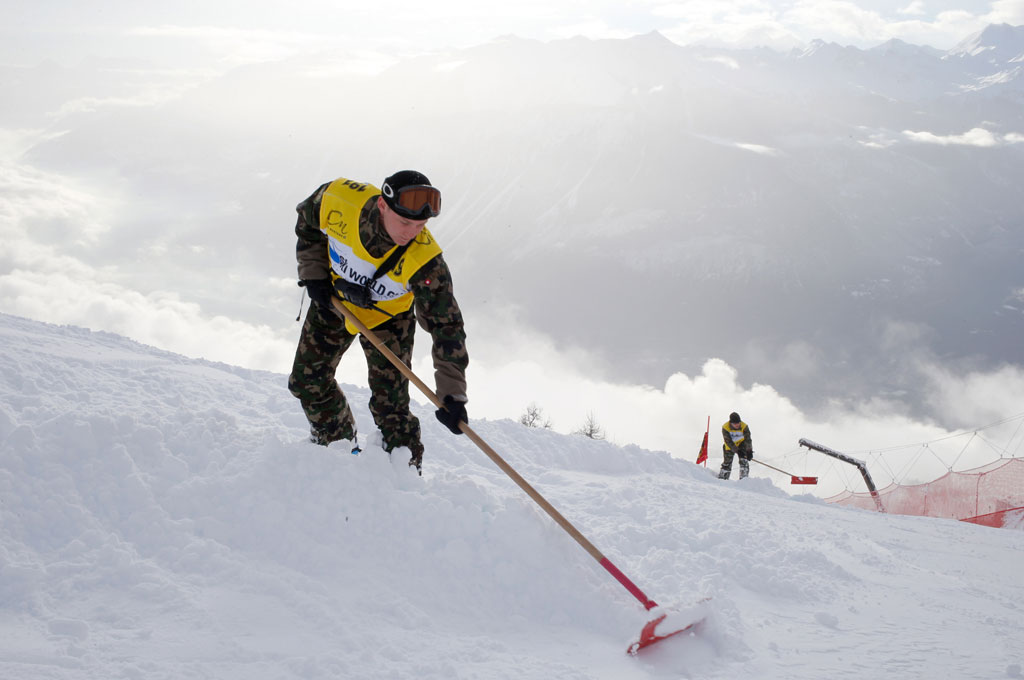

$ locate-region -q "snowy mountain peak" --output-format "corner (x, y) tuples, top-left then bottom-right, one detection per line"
(948, 23), (1024, 63)
(629, 29), (676, 46)
(870, 37), (944, 59)
(798, 38), (843, 57)
(794, 38), (869, 63)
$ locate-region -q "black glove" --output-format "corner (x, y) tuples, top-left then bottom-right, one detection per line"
(435, 395), (467, 435)
(333, 278), (375, 309)
(300, 278), (333, 309)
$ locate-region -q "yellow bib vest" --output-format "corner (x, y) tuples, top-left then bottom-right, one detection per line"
(318, 177), (442, 334)
(724, 422), (748, 447)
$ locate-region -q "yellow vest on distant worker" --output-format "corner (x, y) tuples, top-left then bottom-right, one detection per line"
(318, 177), (442, 333)
(723, 422), (748, 447)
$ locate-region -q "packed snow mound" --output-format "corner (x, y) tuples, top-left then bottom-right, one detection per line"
(1, 313), (1021, 679)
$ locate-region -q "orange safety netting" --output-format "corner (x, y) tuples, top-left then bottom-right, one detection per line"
(824, 458), (1024, 529)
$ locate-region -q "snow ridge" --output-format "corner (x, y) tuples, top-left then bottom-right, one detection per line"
(1, 313), (1022, 679)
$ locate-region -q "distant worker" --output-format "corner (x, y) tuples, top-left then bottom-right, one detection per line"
(719, 412), (753, 480)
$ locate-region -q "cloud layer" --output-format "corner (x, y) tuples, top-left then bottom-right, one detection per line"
(3, 16), (1023, 499)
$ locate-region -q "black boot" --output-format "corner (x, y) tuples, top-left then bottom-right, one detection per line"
(408, 442), (424, 475)
(309, 422), (356, 448)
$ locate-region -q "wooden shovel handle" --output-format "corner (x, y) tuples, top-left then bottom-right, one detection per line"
(330, 297), (658, 609)
(750, 457), (817, 484)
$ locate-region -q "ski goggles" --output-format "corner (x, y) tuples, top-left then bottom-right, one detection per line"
(381, 182), (442, 219)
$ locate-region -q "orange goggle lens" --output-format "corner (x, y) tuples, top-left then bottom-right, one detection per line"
(386, 184), (441, 218)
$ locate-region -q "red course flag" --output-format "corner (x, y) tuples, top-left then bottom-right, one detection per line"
(695, 416), (710, 466)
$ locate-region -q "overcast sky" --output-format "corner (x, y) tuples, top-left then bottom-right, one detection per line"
(3, 1), (1024, 494)
(3, 0), (1023, 72)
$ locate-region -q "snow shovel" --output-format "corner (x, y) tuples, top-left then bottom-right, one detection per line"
(750, 456), (817, 485)
(331, 298), (705, 654)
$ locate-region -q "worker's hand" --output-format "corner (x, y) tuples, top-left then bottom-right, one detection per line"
(300, 278), (334, 309)
(434, 395), (467, 435)
(334, 278), (374, 309)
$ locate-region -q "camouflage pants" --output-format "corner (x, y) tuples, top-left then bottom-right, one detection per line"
(719, 446), (752, 480)
(288, 302), (423, 456)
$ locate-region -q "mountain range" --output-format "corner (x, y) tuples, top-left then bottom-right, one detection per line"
(371, 23), (1024, 414)
(5, 23), (1024, 423)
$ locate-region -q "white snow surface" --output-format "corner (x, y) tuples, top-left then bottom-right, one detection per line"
(1, 312), (1022, 679)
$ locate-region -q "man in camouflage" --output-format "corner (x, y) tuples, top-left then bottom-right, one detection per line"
(719, 412), (753, 480)
(288, 170), (469, 472)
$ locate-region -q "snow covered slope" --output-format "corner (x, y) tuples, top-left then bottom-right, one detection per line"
(1, 312), (1021, 679)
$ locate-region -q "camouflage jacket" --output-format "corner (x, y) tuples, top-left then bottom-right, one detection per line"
(295, 182), (469, 402)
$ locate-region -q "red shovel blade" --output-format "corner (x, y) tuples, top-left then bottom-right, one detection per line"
(627, 600), (709, 655)
(791, 476), (818, 485)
